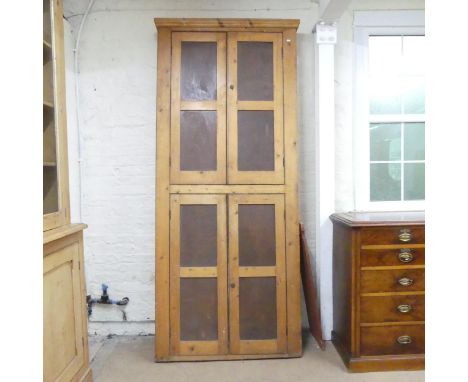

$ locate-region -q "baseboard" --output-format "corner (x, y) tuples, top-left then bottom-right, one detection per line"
(88, 321), (154, 336)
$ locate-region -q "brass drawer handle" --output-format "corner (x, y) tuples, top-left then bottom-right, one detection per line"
(397, 304), (413, 313)
(398, 277), (414, 287)
(397, 335), (412, 345)
(398, 250), (414, 263)
(398, 229), (412, 242)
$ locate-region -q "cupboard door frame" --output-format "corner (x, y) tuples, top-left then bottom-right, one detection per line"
(169, 194), (228, 356)
(227, 32), (284, 184)
(170, 32), (227, 184)
(228, 194), (287, 354)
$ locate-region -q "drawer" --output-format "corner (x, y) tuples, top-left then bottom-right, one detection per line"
(360, 226), (424, 246)
(361, 269), (425, 293)
(361, 248), (425, 267)
(361, 325), (425, 356)
(361, 295), (425, 323)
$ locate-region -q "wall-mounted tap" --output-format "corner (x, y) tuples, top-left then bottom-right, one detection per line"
(87, 284), (129, 320)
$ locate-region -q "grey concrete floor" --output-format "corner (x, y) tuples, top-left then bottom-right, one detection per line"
(89, 333), (425, 382)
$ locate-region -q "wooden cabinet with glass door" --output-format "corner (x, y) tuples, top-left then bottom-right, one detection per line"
(43, 1), (91, 381)
(155, 18), (301, 361)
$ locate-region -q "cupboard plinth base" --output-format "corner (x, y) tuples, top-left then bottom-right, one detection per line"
(155, 352), (302, 362)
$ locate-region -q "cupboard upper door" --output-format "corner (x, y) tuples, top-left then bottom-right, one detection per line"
(169, 194), (228, 356)
(228, 194), (287, 355)
(171, 33), (227, 184)
(227, 33), (284, 184)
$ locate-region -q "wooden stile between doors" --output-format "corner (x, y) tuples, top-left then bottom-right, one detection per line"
(155, 18), (301, 361)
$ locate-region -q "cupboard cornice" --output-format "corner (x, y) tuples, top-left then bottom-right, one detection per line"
(154, 18), (300, 31)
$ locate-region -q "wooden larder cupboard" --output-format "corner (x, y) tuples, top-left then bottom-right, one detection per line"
(154, 19), (301, 361)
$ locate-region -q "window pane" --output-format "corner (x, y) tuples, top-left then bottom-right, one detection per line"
(370, 163), (401, 201)
(370, 123), (401, 161)
(369, 78), (401, 114)
(402, 76), (425, 114)
(404, 123), (425, 160)
(404, 163), (425, 200)
(402, 36), (425, 75)
(369, 36), (401, 76)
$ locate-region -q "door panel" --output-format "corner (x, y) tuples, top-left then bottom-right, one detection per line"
(171, 33), (226, 184)
(180, 41), (217, 101)
(239, 277), (277, 340)
(180, 278), (218, 340)
(228, 33), (284, 184)
(180, 204), (217, 266)
(237, 41), (274, 101)
(43, 242), (84, 382)
(170, 194), (228, 356)
(180, 111), (217, 171)
(238, 204), (276, 266)
(237, 110), (275, 171)
(228, 194), (287, 354)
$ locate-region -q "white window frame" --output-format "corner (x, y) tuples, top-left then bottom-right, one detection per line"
(353, 10), (425, 211)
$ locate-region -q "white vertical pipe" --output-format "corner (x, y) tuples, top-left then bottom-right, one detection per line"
(314, 22), (337, 340)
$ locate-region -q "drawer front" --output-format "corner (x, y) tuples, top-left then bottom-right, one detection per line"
(361, 269), (425, 293)
(361, 248), (425, 267)
(361, 295), (425, 323)
(360, 226), (424, 246)
(361, 325), (425, 356)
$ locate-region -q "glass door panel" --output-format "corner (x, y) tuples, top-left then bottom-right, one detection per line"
(170, 195), (228, 356)
(43, 0), (59, 215)
(171, 33), (226, 184)
(228, 194), (287, 354)
(227, 33), (284, 184)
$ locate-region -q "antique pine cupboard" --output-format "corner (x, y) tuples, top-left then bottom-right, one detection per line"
(154, 18), (301, 361)
(43, 0), (91, 380)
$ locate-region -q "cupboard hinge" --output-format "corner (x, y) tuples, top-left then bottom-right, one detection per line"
(169, 210), (171, 220)
(282, 47), (284, 58)
(283, 157), (285, 167)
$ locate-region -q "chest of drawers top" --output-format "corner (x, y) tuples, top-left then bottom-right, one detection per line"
(330, 211), (425, 227)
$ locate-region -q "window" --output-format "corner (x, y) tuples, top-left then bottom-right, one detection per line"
(354, 11), (425, 210)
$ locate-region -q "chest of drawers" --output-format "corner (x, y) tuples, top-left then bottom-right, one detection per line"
(330, 211), (425, 372)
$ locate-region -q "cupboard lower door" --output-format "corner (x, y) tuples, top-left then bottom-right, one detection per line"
(169, 194), (228, 356)
(44, 237), (85, 381)
(228, 194), (287, 354)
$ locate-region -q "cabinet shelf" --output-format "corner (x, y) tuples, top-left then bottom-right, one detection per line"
(43, 162), (57, 167)
(43, 39), (52, 50)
